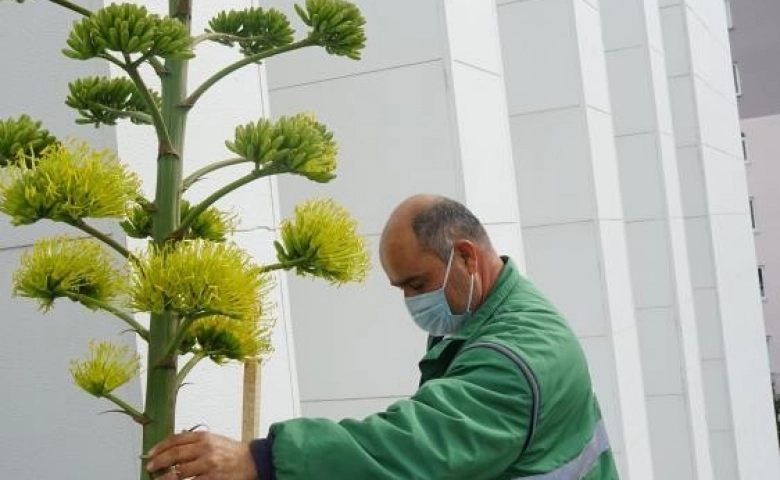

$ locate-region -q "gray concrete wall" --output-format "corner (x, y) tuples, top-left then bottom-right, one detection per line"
(728, 0), (780, 119)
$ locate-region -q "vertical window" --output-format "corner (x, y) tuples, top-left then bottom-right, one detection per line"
(733, 62), (743, 97)
(725, 0), (734, 29)
(749, 196), (757, 230)
(742, 132), (749, 162)
(733, 62), (743, 96)
(758, 266), (766, 300)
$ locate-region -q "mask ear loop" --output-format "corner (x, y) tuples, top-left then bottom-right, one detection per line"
(442, 247), (456, 286)
(464, 273), (475, 313)
(444, 246), (475, 314)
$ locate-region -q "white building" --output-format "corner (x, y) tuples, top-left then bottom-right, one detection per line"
(726, 0), (780, 399)
(0, 1), (777, 479)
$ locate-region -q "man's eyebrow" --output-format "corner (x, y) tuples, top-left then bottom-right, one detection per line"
(391, 274), (423, 288)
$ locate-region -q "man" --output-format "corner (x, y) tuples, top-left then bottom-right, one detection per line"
(147, 194), (618, 479)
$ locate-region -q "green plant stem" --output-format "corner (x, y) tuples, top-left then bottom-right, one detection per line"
(192, 32), (273, 46)
(47, 0), (91, 16)
(97, 53), (128, 71)
(140, 2), (192, 476)
(141, 315), (179, 474)
(67, 293), (149, 341)
(124, 63), (173, 152)
(181, 157), (252, 191)
(160, 316), (196, 363)
(130, 51), (156, 70)
(176, 352), (207, 387)
(183, 39), (314, 109)
(68, 218), (133, 260)
(160, 309), (232, 362)
(260, 257), (308, 273)
(104, 393), (149, 424)
(90, 103), (153, 125)
(147, 57), (167, 77)
(173, 166), (280, 240)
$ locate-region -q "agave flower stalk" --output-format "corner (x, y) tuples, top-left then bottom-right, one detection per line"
(0, 1), (368, 479)
(135, 3), (191, 473)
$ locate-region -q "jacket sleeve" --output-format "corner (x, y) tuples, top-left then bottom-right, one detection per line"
(267, 347), (533, 480)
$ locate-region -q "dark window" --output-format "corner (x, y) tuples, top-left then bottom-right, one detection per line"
(749, 197), (756, 230)
(733, 62), (742, 96)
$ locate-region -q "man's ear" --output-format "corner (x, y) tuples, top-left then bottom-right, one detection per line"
(453, 240), (478, 274)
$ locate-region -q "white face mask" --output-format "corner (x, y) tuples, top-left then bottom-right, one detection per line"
(404, 248), (475, 336)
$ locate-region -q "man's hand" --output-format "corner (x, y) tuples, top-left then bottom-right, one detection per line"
(146, 431), (258, 480)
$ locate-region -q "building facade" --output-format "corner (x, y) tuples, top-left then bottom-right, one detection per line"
(727, 0), (780, 393)
(0, 0), (778, 478)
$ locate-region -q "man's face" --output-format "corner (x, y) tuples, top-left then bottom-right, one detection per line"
(380, 226), (445, 298)
(380, 227), (474, 315)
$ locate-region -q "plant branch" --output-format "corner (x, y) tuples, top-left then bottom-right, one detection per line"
(160, 308), (236, 362)
(66, 293), (150, 342)
(160, 316), (197, 365)
(259, 258), (308, 273)
(183, 39), (315, 109)
(47, 0), (92, 16)
(130, 51), (156, 70)
(176, 352), (207, 387)
(147, 57), (167, 77)
(89, 103), (153, 125)
(181, 157), (252, 191)
(67, 218), (134, 260)
(172, 165), (280, 240)
(193, 33), (272, 47)
(104, 393), (150, 424)
(97, 53), (128, 71)
(123, 59), (173, 151)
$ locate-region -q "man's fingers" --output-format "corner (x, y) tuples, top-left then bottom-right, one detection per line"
(174, 457), (211, 480)
(147, 435), (204, 472)
(149, 431), (201, 457)
(154, 470), (177, 480)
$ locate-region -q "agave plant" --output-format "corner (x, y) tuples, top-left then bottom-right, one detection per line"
(0, 1), (368, 478)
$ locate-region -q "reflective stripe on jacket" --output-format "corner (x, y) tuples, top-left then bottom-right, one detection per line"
(268, 257), (619, 479)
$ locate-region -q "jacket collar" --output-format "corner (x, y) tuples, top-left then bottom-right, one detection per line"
(446, 256), (519, 341)
(418, 257), (520, 382)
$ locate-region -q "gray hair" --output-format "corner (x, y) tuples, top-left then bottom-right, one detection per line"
(411, 198), (490, 261)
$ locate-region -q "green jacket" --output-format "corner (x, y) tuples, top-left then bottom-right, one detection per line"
(265, 258), (618, 479)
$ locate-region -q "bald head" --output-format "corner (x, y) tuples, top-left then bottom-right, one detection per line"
(380, 195), (503, 313)
(381, 194), (439, 252)
(380, 194), (491, 262)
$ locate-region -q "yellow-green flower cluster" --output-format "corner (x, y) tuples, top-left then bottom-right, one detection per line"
(64, 3), (193, 61)
(207, 7), (294, 56)
(0, 115), (58, 167)
(121, 200), (234, 241)
(0, 142), (141, 226)
(226, 113), (337, 183)
(70, 340), (140, 397)
(181, 200), (236, 242)
(13, 236), (126, 311)
(66, 76), (161, 127)
(119, 201), (154, 239)
(276, 198), (370, 284)
(183, 314), (274, 364)
(131, 240), (268, 320)
(296, 0), (366, 59)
